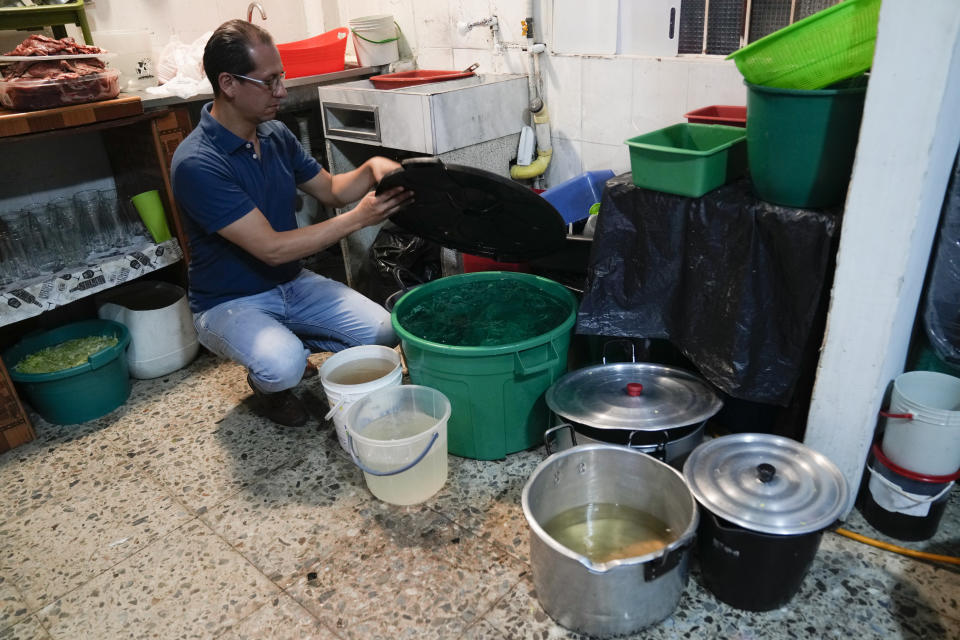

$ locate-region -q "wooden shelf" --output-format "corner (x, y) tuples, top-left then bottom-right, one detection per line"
(0, 94), (145, 139)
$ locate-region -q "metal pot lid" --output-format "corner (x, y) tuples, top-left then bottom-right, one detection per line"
(545, 363), (723, 432)
(376, 158), (567, 262)
(682, 433), (848, 535)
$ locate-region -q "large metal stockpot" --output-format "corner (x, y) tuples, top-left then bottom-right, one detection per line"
(521, 444), (699, 637)
(545, 362), (723, 466)
(683, 433), (848, 611)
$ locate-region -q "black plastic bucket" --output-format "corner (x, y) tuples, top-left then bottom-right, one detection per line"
(697, 509), (824, 611)
(859, 444), (957, 541)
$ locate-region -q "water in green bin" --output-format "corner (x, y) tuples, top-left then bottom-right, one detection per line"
(398, 280), (570, 347)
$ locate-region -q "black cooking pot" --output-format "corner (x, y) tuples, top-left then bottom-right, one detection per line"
(697, 510), (825, 611)
(683, 434), (848, 612)
(383, 267), (424, 312)
(544, 349), (722, 466)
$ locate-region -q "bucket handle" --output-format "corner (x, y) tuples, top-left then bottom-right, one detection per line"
(347, 431), (439, 477)
(879, 410), (914, 420)
(514, 341), (560, 376)
(350, 21), (401, 44)
(867, 466), (954, 505)
(324, 397), (345, 421)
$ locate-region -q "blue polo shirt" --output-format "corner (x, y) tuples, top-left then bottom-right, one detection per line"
(171, 103), (322, 312)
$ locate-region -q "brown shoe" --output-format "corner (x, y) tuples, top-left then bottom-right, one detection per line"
(301, 361), (319, 380)
(247, 375), (309, 427)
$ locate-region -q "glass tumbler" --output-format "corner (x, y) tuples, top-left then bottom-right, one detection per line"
(21, 203), (64, 274)
(0, 222), (29, 287)
(47, 197), (86, 268)
(97, 188), (127, 248)
(74, 189), (111, 252)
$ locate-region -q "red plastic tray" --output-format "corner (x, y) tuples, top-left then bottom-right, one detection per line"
(684, 105), (747, 127)
(369, 69), (476, 90)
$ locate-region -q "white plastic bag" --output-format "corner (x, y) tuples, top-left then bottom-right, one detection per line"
(147, 32), (213, 99)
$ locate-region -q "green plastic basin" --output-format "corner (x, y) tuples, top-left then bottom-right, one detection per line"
(626, 123), (748, 198)
(391, 272), (577, 460)
(3, 319), (131, 425)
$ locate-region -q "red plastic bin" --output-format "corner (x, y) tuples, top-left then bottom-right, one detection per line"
(277, 28), (348, 79)
(684, 105), (747, 127)
(369, 69), (476, 90)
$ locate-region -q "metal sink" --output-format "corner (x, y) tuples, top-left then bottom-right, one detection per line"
(318, 73), (529, 155)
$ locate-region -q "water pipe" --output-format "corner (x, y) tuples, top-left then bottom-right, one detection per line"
(511, 36), (553, 181)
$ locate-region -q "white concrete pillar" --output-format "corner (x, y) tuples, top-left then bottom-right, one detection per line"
(805, 0), (960, 516)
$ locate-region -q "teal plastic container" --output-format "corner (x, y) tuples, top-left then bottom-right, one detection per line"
(391, 272), (577, 460)
(3, 319), (131, 425)
(746, 78), (867, 208)
(626, 123), (748, 197)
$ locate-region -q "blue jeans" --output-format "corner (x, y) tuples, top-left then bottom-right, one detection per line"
(193, 269), (397, 392)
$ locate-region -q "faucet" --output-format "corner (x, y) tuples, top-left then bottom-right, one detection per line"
(247, 2), (266, 22)
(457, 16), (498, 35)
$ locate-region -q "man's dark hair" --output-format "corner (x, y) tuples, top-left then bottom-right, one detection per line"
(203, 19), (274, 97)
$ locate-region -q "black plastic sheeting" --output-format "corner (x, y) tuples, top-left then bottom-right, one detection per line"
(577, 174), (840, 406)
(923, 150), (960, 365)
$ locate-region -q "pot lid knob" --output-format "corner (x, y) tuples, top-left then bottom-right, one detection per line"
(756, 463), (776, 483)
(626, 383), (644, 397)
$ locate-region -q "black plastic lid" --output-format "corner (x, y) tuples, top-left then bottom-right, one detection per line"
(376, 158), (567, 262)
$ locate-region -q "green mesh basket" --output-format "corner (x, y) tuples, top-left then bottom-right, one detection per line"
(726, 0), (881, 90)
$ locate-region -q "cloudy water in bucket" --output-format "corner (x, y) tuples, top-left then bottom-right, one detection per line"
(359, 411), (446, 504)
(397, 280), (570, 346)
(543, 503), (675, 563)
(326, 357), (397, 385)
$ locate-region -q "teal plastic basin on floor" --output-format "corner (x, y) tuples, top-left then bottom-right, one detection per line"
(3, 319), (131, 425)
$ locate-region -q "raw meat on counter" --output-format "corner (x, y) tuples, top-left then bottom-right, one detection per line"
(0, 35), (120, 111)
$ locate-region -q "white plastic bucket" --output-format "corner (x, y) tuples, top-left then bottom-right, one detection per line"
(96, 281), (198, 379)
(319, 345), (402, 451)
(345, 385), (450, 505)
(348, 14), (399, 67)
(880, 370), (960, 476)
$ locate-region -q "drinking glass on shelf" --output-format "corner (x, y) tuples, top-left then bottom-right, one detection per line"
(97, 188), (127, 249)
(100, 189), (146, 247)
(0, 210), (39, 279)
(47, 197), (87, 268)
(21, 202), (64, 275)
(0, 222), (29, 287)
(73, 189), (111, 253)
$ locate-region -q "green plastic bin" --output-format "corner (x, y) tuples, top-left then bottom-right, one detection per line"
(3, 319), (131, 425)
(391, 272), (577, 460)
(626, 123), (747, 198)
(746, 78), (867, 208)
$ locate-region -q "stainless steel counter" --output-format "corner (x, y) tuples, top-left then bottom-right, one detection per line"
(127, 65), (382, 110)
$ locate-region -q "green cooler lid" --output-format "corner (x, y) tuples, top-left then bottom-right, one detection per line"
(376, 158), (567, 262)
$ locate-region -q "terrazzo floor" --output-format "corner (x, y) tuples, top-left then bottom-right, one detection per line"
(0, 350), (958, 639)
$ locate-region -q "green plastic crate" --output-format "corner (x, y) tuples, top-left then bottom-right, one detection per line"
(726, 0), (881, 90)
(626, 123), (747, 198)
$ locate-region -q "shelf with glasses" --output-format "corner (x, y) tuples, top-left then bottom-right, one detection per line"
(0, 106), (193, 327)
(0, 236), (183, 327)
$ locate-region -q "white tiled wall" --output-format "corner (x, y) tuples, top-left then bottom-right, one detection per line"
(315, 0), (747, 185)
(0, 0), (746, 189)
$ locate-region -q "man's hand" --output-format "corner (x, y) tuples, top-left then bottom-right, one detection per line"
(345, 186), (414, 229)
(366, 156), (403, 184)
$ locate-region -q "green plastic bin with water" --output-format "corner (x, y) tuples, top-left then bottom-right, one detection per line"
(746, 78), (867, 208)
(626, 123), (748, 198)
(391, 272), (577, 460)
(3, 319), (131, 425)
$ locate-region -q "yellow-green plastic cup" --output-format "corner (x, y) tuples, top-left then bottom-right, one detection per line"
(130, 190), (172, 243)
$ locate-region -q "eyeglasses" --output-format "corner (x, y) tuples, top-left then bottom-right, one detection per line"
(230, 72), (285, 93)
